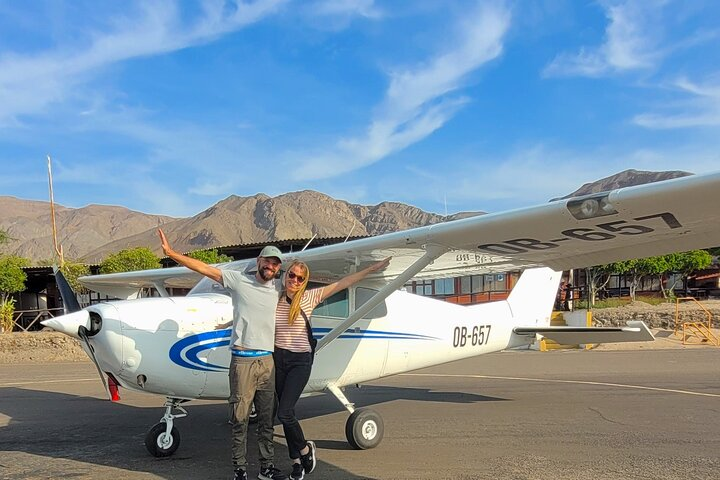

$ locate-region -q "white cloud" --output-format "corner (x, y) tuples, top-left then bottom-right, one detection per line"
(292, 2), (511, 181)
(0, 0), (287, 125)
(543, 0), (664, 78)
(309, 0), (382, 19)
(633, 75), (720, 128)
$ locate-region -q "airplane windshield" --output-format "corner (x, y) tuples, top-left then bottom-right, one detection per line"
(188, 260), (254, 296)
(188, 276), (230, 296)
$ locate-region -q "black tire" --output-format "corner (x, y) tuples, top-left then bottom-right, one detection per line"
(345, 408), (384, 450)
(144, 422), (180, 457)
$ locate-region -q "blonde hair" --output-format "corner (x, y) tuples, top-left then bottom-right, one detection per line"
(285, 261), (310, 325)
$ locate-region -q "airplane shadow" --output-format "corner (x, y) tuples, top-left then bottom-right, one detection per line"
(0, 385), (504, 479)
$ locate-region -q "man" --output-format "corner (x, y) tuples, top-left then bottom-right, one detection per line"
(158, 229), (288, 480)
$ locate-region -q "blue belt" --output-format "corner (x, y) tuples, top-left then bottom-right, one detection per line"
(232, 349), (272, 357)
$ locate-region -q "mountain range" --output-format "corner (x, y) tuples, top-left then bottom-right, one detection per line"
(0, 169), (692, 264)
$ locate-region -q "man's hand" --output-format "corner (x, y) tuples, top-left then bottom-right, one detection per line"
(158, 228), (173, 256)
(367, 257), (391, 273)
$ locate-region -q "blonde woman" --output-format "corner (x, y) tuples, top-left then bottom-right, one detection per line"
(274, 258), (390, 480)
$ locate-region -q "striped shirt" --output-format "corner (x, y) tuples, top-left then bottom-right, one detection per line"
(274, 287), (324, 352)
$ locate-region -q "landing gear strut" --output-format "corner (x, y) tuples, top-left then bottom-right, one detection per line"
(327, 384), (384, 450)
(145, 397), (188, 457)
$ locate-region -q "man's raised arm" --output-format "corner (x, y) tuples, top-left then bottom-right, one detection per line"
(158, 228), (223, 284)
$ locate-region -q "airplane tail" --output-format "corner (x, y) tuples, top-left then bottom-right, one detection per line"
(505, 267), (562, 327)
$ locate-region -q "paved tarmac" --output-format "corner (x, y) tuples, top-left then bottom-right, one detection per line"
(1, 348), (720, 480)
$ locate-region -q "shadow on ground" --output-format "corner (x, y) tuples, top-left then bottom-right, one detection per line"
(0, 384), (504, 479)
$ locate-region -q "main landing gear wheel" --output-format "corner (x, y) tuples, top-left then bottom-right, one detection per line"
(145, 422), (181, 457)
(345, 408), (384, 450)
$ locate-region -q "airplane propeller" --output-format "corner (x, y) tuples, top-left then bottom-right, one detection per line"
(47, 268), (112, 401)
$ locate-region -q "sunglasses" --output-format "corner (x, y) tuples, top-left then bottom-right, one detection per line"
(287, 271), (306, 283)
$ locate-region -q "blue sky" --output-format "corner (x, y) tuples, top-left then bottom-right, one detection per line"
(1, 0), (718, 218)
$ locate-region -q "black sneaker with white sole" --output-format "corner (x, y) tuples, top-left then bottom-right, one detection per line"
(233, 468), (248, 480)
(290, 463), (304, 480)
(258, 465), (288, 480)
(300, 440), (316, 474)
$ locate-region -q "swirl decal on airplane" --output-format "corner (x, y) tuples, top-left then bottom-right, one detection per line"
(169, 330), (231, 372)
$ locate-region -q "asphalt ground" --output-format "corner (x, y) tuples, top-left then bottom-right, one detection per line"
(1, 348), (720, 480)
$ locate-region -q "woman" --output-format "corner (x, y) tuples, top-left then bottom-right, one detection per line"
(274, 257), (390, 480)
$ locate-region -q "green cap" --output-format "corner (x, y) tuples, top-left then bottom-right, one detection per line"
(259, 245), (282, 261)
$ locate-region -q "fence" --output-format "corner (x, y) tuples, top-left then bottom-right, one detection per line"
(10, 307), (65, 332)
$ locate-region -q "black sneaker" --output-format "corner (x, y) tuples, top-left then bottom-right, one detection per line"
(300, 440), (316, 474)
(258, 465), (288, 480)
(233, 468), (248, 480)
(290, 463), (304, 480)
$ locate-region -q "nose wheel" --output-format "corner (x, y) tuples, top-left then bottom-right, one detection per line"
(145, 398), (187, 457)
(145, 422), (180, 457)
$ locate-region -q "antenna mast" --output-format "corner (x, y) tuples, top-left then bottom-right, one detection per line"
(47, 155), (64, 267)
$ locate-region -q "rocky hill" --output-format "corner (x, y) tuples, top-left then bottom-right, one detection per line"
(553, 169), (692, 200)
(82, 191), (471, 262)
(1, 169), (693, 263)
(0, 196), (175, 262)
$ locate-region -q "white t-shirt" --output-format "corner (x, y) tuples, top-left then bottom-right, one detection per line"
(221, 269), (281, 351)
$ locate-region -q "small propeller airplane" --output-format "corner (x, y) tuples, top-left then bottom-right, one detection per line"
(43, 172), (720, 457)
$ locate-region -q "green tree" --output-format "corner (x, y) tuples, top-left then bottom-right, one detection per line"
(187, 249), (233, 264)
(607, 257), (667, 302)
(0, 229), (10, 248)
(100, 247), (160, 274)
(0, 255), (29, 332)
(585, 264), (614, 307)
(60, 261), (92, 294)
(665, 250), (713, 295)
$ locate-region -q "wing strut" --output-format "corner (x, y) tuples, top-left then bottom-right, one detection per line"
(315, 244), (448, 353)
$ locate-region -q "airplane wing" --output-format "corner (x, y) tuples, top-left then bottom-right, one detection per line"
(285, 172), (720, 282)
(80, 172), (720, 298)
(79, 265), (208, 299)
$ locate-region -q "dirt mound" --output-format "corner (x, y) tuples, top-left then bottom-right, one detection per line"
(0, 331), (88, 364)
(592, 299), (720, 329)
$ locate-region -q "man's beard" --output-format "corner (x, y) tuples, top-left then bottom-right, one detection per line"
(258, 267), (275, 281)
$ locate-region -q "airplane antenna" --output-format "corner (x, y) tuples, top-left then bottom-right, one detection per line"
(344, 220), (356, 243)
(47, 155), (64, 267)
(301, 233), (317, 252)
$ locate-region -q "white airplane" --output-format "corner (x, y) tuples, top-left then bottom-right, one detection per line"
(43, 172), (720, 457)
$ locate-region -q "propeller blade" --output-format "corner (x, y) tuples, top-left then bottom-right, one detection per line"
(53, 267), (82, 314)
(78, 325), (112, 401)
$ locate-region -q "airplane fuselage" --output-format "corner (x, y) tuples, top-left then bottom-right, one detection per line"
(69, 285), (551, 401)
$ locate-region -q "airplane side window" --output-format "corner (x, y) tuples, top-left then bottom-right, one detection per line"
(312, 289), (348, 318)
(354, 287), (388, 318)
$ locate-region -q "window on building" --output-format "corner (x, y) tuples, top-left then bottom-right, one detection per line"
(434, 278), (455, 295)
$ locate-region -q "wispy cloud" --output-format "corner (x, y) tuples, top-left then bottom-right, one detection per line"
(0, 0), (287, 125)
(543, 0), (664, 78)
(385, 142), (720, 214)
(633, 74), (720, 128)
(291, 2), (511, 181)
(308, 0), (382, 19)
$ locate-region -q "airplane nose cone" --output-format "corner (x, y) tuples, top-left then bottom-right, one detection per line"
(42, 310), (90, 339)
